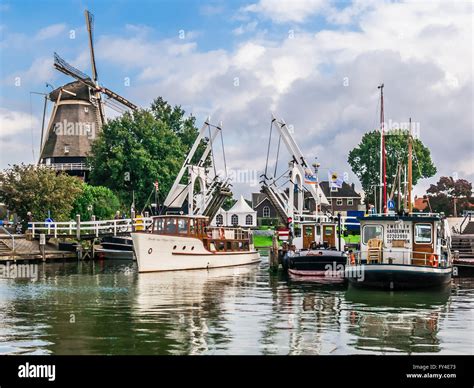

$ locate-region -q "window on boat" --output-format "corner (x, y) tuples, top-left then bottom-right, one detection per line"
(324, 226), (333, 236)
(226, 241), (232, 251)
(165, 218), (177, 234)
(415, 223), (432, 244)
(154, 218), (164, 232)
(217, 241), (225, 251)
(362, 224), (383, 245)
(189, 219), (195, 235)
(294, 226), (301, 238)
(177, 218), (189, 235)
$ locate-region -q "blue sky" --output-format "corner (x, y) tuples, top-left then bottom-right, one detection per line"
(1, 0), (472, 198)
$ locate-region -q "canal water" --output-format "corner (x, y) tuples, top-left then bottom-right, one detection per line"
(0, 256), (472, 355)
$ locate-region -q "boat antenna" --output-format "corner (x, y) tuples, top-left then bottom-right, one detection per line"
(378, 83), (387, 214)
(408, 118), (413, 213)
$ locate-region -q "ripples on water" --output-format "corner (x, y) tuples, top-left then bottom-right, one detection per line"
(0, 257), (472, 355)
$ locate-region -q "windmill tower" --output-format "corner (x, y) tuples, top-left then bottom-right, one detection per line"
(39, 10), (138, 179)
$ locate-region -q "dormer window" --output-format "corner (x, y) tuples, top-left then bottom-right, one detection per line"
(331, 186), (338, 192)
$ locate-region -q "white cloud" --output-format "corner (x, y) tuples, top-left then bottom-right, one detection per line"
(35, 23), (67, 40)
(0, 108), (38, 138)
(232, 21), (258, 35)
(5, 57), (55, 87)
(243, 0), (328, 23)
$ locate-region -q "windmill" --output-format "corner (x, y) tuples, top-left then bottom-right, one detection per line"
(39, 10), (138, 179)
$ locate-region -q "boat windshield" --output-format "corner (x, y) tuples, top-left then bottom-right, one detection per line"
(362, 224), (383, 244)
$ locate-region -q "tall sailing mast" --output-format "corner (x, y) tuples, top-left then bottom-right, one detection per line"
(408, 118), (413, 213)
(378, 84), (387, 214)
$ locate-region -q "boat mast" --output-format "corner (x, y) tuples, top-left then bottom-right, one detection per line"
(378, 84), (387, 214)
(408, 118), (413, 213)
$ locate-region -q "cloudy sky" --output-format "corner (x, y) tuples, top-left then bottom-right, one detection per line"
(0, 0), (472, 199)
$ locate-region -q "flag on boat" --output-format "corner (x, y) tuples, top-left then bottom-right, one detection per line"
(328, 171), (343, 188)
(304, 168), (318, 184)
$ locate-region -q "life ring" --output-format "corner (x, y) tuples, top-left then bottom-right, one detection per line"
(428, 253), (438, 267)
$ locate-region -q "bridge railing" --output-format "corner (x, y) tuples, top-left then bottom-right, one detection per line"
(29, 217), (153, 238)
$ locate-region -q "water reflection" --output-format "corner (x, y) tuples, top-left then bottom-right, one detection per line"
(0, 259), (471, 355)
(344, 287), (451, 354)
(134, 266), (259, 354)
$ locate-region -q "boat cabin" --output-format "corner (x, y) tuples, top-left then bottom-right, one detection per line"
(149, 215), (254, 253)
(359, 214), (450, 266)
(293, 219), (343, 251)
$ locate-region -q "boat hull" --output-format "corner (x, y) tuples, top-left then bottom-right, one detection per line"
(131, 232), (260, 272)
(95, 248), (134, 260)
(286, 250), (346, 283)
(346, 264), (452, 290)
(453, 260), (474, 277)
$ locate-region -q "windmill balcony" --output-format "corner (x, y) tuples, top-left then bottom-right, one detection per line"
(45, 162), (91, 171)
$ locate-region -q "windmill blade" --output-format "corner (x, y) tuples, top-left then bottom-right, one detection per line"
(53, 52), (94, 87)
(84, 10), (98, 82)
(101, 86), (138, 110)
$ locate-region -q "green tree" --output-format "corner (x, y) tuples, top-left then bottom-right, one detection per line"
(88, 98), (203, 208)
(0, 164), (83, 222)
(71, 183), (121, 221)
(348, 131), (436, 205)
(150, 97), (209, 165)
(426, 176), (472, 216)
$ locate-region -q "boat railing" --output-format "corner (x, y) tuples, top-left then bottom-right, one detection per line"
(347, 249), (450, 268)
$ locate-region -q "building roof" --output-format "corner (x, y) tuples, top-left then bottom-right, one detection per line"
(414, 196), (428, 211)
(228, 195), (255, 213)
(319, 181), (361, 198)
